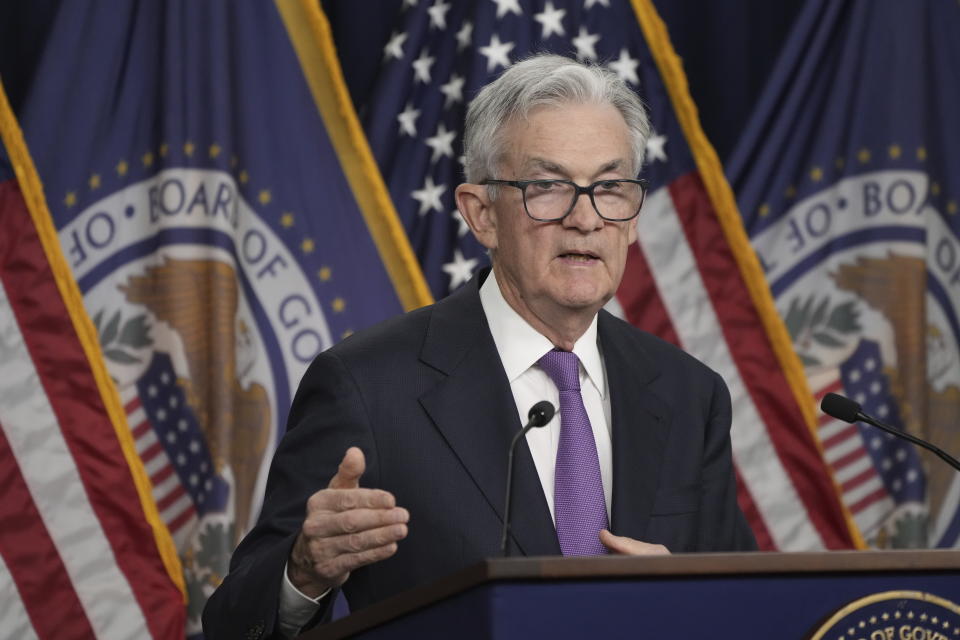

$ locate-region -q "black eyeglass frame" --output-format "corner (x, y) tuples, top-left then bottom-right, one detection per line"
(481, 178), (649, 222)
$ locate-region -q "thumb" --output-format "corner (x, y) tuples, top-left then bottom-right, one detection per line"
(328, 447), (365, 489)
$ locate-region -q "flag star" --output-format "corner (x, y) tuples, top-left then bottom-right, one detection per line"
(404, 0), (418, 7)
(427, 0), (451, 29)
(440, 74), (466, 107)
(572, 27), (601, 61)
(425, 123), (457, 162)
(412, 175), (447, 215)
(608, 48), (639, 85)
(384, 31), (408, 61)
(491, 0), (522, 19)
(534, 1), (566, 39)
(452, 209), (470, 237)
(645, 133), (668, 163)
(412, 50), (436, 84)
(584, 0), (610, 8)
(443, 249), (479, 289)
(397, 102), (421, 137)
(479, 34), (514, 72)
(456, 21), (473, 51)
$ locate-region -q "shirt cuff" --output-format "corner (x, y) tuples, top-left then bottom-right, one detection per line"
(277, 561), (331, 638)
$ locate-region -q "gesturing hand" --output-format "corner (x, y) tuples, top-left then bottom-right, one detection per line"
(599, 529), (670, 556)
(287, 447), (409, 598)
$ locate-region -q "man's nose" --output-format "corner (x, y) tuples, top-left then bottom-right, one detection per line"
(562, 191), (603, 232)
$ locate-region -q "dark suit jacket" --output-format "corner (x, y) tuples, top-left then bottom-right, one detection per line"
(203, 271), (756, 638)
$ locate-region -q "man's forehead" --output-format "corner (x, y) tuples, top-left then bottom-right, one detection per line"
(512, 156), (630, 177)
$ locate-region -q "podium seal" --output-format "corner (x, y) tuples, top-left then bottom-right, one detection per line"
(811, 591), (960, 640)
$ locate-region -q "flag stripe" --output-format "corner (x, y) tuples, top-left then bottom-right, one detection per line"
(0, 276), (150, 638)
(668, 173), (855, 549)
(0, 551), (40, 640)
(636, 186), (822, 549)
(732, 467), (776, 551)
(0, 418), (95, 640)
(616, 242), (681, 346)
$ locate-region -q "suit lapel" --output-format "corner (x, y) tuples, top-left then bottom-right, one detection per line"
(600, 312), (670, 542)
(418, 275), (560, 557)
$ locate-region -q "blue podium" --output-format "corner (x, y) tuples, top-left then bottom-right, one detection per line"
(302, 552), (960, 639)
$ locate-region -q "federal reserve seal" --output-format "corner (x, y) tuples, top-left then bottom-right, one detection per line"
(810, 591), (960, 640)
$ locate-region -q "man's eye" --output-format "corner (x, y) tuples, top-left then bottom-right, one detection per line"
(530, 181), (559, 192)
(597, 180), (622, 191)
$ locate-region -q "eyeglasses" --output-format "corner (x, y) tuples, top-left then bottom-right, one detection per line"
(481, 178), (648, 222)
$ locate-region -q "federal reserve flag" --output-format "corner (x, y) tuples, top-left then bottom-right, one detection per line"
(8, 1), (427, 634)
(333, 0), (860, 549)
(730, 0), (960, 548)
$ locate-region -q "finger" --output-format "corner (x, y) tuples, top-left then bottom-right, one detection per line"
(321, 523), (409, 556)
(599, 529), (670, 556)
(312, 542), (400, 583)
(328, 447), (365, 490)
(303, 507), (409, 538)
(307, 487), (396, 513)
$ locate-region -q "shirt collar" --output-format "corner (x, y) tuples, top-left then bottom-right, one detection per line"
(479, 269), (606, 397)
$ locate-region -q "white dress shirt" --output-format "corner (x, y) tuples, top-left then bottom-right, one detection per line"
(277, 269), (614, 636)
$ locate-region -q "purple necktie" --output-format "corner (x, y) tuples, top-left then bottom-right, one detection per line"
(538, 349), (609, 556)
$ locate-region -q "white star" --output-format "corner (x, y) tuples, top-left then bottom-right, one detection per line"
(440, 74), (465, 107)
(412, 175), (447, 215)
(572, 27), (600, 61)
(645, 133), (667, 163)
(148, 385), (158, 397)
(156, 408), (167, 421)
(425, 123), (456, 162)
(412, 50), (436, 84)
(397, 102), (420, 137)
(403, 0), (418, 7)
(384, 31), (407, 61)
(608, 48), (639, 85)
(427, 0), (451, 29)
(491, 0), (522, 19)
(584, 0), (610, 8)
(534, 1), (566, 39)
(452, 209), (470, 237)
(479, 34), (514, 72)
(456, 21), (473, 51)
(443, 249), (479, 289)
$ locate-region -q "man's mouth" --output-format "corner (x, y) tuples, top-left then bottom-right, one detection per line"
(559, 251), (599, 262)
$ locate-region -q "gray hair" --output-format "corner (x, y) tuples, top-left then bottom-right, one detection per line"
(462, 54), (651, 185)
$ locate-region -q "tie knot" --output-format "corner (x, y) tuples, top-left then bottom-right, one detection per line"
(538, 349), (581, 392)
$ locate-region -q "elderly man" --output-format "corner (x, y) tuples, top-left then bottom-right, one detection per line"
(203, 54), (755, 639)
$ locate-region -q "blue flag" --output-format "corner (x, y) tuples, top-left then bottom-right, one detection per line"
(10, 1), (427, 633)
(730, 0), (960, 548)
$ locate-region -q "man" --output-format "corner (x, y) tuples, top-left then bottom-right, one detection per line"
(203, 54), (756, 639)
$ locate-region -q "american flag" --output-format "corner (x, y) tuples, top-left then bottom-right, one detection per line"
(810, 340), (926, 539)
(122, 353), (228, 548)
(341, 0), (860, 549)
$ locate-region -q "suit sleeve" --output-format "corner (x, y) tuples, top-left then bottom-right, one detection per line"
(698, 371), (758, 552)
(202, 349), (378, 639)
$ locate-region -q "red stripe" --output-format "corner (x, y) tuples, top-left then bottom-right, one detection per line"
(0, 179), (184, 637)
(814, 379), (843, 399)
(124, 397), (142, 414)
(831, 447), (869, 471)
(140, 441), (164, 463)
(150, 464), (175, 486)
(840, 466), (878, 493)
(822, 425), (859, 450)
(0, 419), (96, 639)
(668, 173), (854, 549)
(156, 484), (187, 512)
(167, 506), (197, 533)
(616, 242), (680, 346)
(132, 420), (152, 439)
(848, 487), (888, 514)
(734, 467), (775, 551)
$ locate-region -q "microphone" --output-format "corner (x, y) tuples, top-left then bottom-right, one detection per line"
(500, 400), (556, 556)
(820, 393), (960, 472)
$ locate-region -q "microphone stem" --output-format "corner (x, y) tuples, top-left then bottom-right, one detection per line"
(859, 412), (960, 472)
(501, 425), (533, 556)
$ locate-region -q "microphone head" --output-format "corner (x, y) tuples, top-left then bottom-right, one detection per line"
(527, 401), (555, 428)
(821, 393), (861, 423)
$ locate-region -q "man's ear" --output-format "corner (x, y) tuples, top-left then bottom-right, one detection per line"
(455, 183), (498, 250)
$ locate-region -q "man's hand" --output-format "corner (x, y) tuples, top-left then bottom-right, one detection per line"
(288, 447), (409, 598)
(599, 529), (670, 555)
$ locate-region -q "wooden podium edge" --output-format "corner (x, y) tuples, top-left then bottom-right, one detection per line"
(303, 550), (960, 639)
